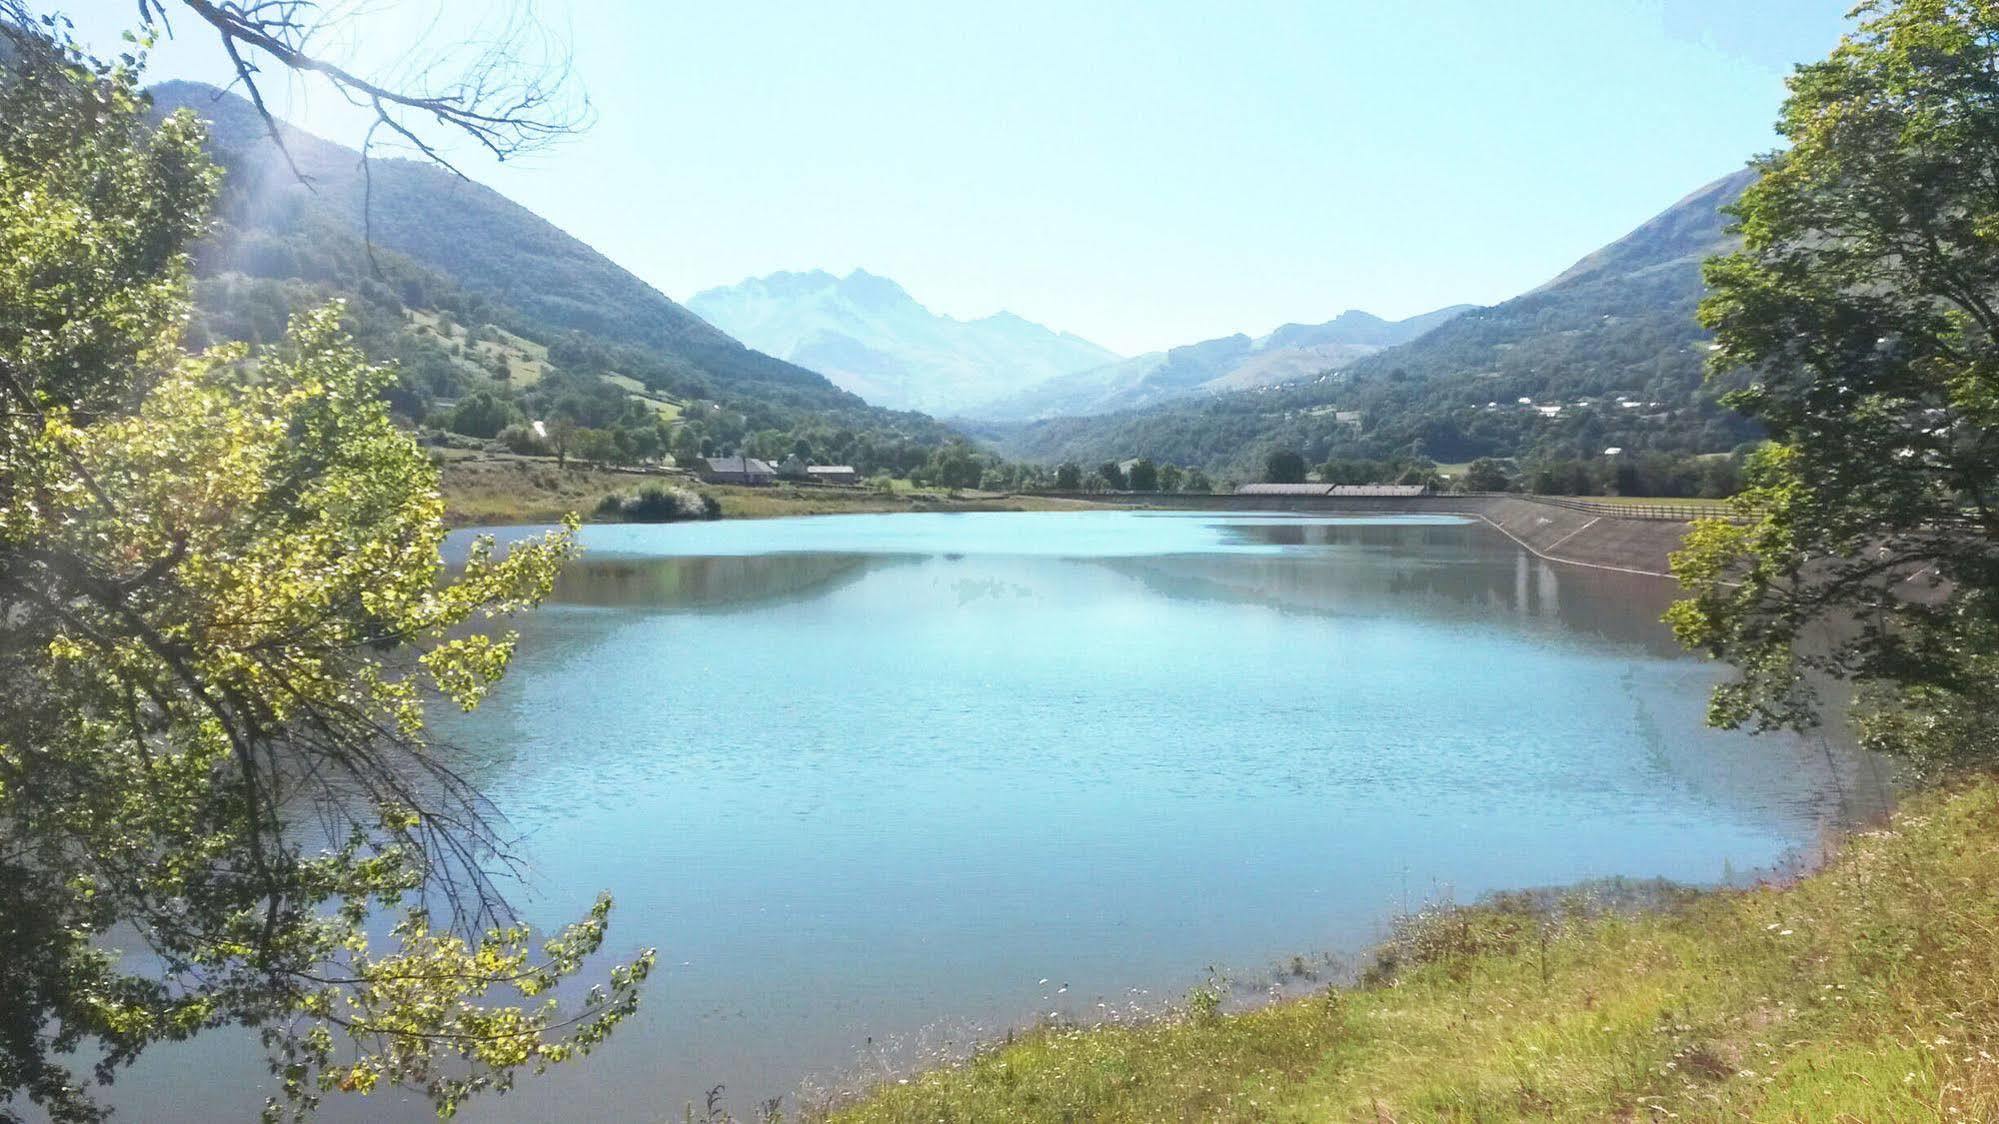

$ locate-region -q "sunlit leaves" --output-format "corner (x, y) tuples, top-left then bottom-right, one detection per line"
(1, 31), (647, 1124)
(1676, 0), (1999, 769)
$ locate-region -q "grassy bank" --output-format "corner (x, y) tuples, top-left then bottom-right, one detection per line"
(433, 454), (1104, 526)
(821, 778), (1998, 1123)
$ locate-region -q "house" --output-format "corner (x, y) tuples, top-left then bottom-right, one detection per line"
(1327, 483), (1432, 497)
(697, 455), (776, 486)
(807, 465), (861, 486)
(1234, 483), (1434, 498)
(1237, 483), (1336, 496)
(773, 453), (861, 486)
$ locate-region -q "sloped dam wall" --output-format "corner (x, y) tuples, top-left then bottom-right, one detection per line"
(1055, 494), (1697, 578)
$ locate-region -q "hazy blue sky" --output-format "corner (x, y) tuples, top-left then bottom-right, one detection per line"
(78, 1), (1851, 354)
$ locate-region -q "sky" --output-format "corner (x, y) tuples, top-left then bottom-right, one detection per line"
(72, 1), (1852, 356)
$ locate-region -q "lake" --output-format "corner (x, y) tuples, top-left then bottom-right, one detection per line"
(115, 510), (1887, 1121)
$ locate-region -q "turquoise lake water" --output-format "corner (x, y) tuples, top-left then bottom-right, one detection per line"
(114, 511), (1886, 1121)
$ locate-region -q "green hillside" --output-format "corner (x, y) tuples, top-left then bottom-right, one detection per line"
(149, 81), (960, 472)
(985, 170), (1763, 477)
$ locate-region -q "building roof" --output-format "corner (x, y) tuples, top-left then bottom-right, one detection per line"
(700, 456), (775, 475)
(1328, 484), (1431, 496)
(1236, 483), (1334, 495)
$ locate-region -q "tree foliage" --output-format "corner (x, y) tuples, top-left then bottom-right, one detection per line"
(1263, 449), (1307, 484)
(1671, 0), (1999, 770)
(0, 27), (648, 1122)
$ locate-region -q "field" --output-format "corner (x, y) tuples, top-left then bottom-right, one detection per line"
(434, 453), (1102, 525)
(822, 776), (1999, 1123)
(407, 310), (684, 417)
(434, 453), (644, 525)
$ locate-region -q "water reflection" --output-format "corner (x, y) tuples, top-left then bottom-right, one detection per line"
(1117, 519), (1686, 652)
(116, 512), (1890, 1124)
(549, 551), (891, 612)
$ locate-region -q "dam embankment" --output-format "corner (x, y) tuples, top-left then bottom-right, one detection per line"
(1042, 493), (1700, 578)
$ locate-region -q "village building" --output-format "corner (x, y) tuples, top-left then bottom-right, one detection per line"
(1234, 483), (1434, 497)
(807, 465), (861, 486)
(775, 453), (861, 486)
(697, 455), (777, 486)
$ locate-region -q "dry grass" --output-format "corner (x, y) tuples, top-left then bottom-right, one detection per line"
(436, 456), (1105, 526)
(820, 777), (1999, 1123)
(436, 456), (647, 526)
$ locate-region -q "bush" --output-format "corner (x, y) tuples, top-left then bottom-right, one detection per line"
(594, 483), (721, 522)
(496, 423), (548, 456)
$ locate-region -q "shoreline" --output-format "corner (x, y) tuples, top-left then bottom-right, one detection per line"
(817, 771), (1986, 1124)
(437, 495), (1918, 1120)
(435, 454), (1114, 528)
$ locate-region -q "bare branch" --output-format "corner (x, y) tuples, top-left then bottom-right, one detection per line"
(142, 0), (591, 180)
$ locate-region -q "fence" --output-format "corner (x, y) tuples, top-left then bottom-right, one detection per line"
(1494, 494), (1754, 522)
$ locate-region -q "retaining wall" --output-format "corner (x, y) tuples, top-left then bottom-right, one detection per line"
(1039, 493), (1695, 578)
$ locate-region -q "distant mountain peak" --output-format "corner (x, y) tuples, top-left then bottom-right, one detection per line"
(835, 268), (917, 309)
(686, 269), (1121, 415)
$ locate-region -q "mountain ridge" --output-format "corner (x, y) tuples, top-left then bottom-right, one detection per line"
(969, 303), (1474, 422)
(147, 80), (874, 409)
(687, 268), (1122, 415)
(145, 80), (967, 475)
(985, 167), (1761, 475)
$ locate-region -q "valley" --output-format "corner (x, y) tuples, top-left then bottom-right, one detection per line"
(10, 4), (1996, 1122)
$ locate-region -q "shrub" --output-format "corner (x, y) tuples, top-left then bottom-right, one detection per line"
(596, 484), (721, 522)
(496, 423), (548, 456)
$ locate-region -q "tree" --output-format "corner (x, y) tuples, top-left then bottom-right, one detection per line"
(1182, 468), (1214, 494)
(118, 0), (591, 182)
(1462, 457), (1512, 492)
(570, 426), (621, 466)
(1158, 463), (1184, 493)
(446, 389), (521, 439)
(669, 423), (705, 466)
(1126, 458), (1159, 491)
(546, 416), (578, 468)
(926, 444), (983, 490)
(1264, 449), (1307, 484)
(0, 34), (647, 1122)
(1096, 460), (1127, 490)
(1672, 0), (1999, 771)
(1055, 462), (1082, 490)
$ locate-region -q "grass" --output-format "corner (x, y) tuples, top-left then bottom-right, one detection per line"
(406, 309), (557, 391)
(435, 455), (1104, 526)
(435, 455), (643, 526)
(817, 776), (1999, 1123)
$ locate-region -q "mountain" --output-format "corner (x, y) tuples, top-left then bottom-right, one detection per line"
(1262, 305), (1473, 351)
(685, 269), (1120, 415)
(972, 305), (1472, 421)
(985, 169), (1761, 476)
(146, 81), (957, 457)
